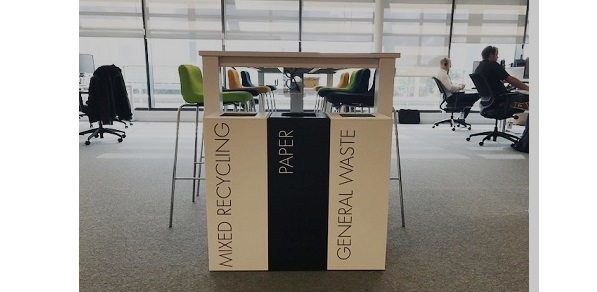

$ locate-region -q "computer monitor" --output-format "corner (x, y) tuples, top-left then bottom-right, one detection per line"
(505, 67), (525, 80)
(79, 54), (95, 75)
(472, 61), (481, 73)
(523, 58), (529, 79)
(513, 59), (526, 67)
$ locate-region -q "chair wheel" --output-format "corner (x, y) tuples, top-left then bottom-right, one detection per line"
(85, 141), (90, 145)
(122, 134), (126, 138)
(452, 128), (455, 131)
(125, 125), (128, 129)
(479, 141), (484, 146)
(466, 137), (471, 141)
(432, 125), (436, 128)
(468, 127), (471, 130)
(118, 138), (123, 143)
(94, 134), (99, 138)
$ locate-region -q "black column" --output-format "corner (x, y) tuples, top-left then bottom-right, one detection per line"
(267, 112), (330, 271)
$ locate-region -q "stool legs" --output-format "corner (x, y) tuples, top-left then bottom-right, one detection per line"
(192, 106), (200, 202)
(392, 107), (405, 228)
(169, 103), (204, 228)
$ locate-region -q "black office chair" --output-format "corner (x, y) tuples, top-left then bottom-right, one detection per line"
(79, 91), (93, 128)
(79, 65), (132, 145)
(431, 77), (475, 131)
(466, 73), (525, 146)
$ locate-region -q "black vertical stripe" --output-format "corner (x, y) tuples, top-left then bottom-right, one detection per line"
(267, 112), (330, 271)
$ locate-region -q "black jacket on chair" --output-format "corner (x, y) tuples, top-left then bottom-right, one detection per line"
(87, 65), (133, 125)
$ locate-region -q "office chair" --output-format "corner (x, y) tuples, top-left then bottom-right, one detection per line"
(240, 70), (277, 110)
(431, 77), (475, 131)
(241, 70), (277, 91)
(466, 73), (525, 146)
(321, 69), (371, 113)
(79, 65), (131, 145)
(228, 69), (272, 111)
(324, 69), (374, 112)
(317, 70), (359, 98)
(313, 71), (349, 91)
(79, 91), (93, 127)
(169, 64), (253, 227)
(222, 86), (260, 111)
(313, 72), (350, 111)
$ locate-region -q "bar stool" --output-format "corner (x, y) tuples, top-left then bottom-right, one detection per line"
(228, 68), (272, 112)
(240, 70), (277, 110)
(169, 64), (252, 227)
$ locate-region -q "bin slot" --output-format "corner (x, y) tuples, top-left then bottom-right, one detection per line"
(220, 112), (258, 117)
(339, 113), (375, 117)
(281, 112), (317, 117)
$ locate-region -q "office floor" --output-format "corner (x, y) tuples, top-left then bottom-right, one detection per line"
(79, 119), (529, 292)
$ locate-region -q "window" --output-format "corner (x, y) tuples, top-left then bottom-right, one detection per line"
(144, 0), (223, 108)
(79, 0), (530, 112)
(302, 0), (375, 53)
(224, 0), (299, 52)
(383, 0), (453, 110)
(79, 0), (146, 107)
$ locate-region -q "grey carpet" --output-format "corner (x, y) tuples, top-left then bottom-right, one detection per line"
(79, 120), (528, 292)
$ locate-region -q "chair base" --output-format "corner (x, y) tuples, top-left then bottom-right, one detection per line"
(432, 113), (471, 131)
(79, 121), (126, 145)
(466, 122), (519, 146)
(115, 118), (132, 128)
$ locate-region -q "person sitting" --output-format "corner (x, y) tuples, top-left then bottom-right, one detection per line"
(474, 46), (529, 111)
(435, 57), (480, 120)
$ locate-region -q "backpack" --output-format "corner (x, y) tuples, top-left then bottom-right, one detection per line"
(512, 119), (529, 153)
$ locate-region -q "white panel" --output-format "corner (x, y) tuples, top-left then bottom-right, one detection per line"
(204, 113), (269, 271)
(327, 113), (392, 270)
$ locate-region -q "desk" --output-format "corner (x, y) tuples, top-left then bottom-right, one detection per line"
(200, 51), (400, 271)
(200, 51), (399, 116)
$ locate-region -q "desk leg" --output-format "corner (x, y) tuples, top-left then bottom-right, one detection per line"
(290, 92), (303, 113)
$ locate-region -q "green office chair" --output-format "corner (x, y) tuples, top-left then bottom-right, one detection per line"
(316, 70), (358, 97)
(169, 64), (253, 227)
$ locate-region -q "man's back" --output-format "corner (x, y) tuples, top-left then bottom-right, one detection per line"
(474, 60), (509, 95)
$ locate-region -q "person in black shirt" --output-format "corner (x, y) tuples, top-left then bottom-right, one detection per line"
(474, 46), (529, 110)
(475, 46), (530, 152)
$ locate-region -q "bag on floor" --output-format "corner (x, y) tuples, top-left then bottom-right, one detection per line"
(398, 109), (420, 124)
(512, 119), (529, 153)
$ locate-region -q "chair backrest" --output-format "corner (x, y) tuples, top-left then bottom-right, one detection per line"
(351, 68), (371, 93)
(468, 73), (491, 99)
(240, 71), (255, 87)
(469, 73), (522, 119)
(368, 72), (376, 94)
(344, 70), (359, 90)
(431, 77), (449, 101)
(178, 64), (204, 104)
(336, 72), (350, 88)
(227, 69), (244, 89)
(88, 65), (133, 122)
(79, 92), (87, 112)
